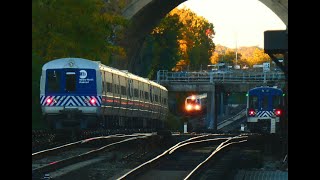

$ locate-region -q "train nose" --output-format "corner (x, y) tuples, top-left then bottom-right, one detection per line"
(186, 104), (192, 111)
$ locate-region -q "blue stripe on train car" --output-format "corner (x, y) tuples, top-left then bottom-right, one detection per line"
(40, 95), (101, 107)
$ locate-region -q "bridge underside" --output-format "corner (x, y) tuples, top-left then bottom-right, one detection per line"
(163, 82), (285, 93)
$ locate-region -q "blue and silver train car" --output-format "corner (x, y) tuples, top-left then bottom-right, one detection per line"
(246, 86), (284, 133)
(40, 58), (168, 129)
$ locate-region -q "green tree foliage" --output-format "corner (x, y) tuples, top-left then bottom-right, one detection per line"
(172, 8), (215, 71)
(210, 45), (242, 67)
(238, 46), (270, 67)
(139, 7), (216, 78)
(141, 14), (183, 78)
(210, 45), (271, 68)
(32, 0), (128, 128)
(32, 0), (128, 64)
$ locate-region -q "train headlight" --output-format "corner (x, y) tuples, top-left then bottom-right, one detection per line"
(195, 104), (201, 110)
(90, 98), (96, 105)
(186, 104), (192, 111)
(248, 109), (255, 116)
(275, 109), (282, 117)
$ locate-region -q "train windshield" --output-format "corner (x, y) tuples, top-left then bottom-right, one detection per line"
(273, 95), (283, 108)
(262, 96), (269, 109)
(47, 70), (61, 93)
(45, 69), (97, 95)
(249, 95), (258, 109)
(187, 99), (200, 104)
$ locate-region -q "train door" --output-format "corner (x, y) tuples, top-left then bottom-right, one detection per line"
(65, 71), (76, 93)
(112, 74), (120, 114)
(129, 78), (134, 117)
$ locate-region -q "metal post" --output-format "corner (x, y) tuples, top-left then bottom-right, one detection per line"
(220, 92), (224, 116)
(157, 70), (160, 83)
(206, 84), (215, 130)
(184, 122), (188, 133)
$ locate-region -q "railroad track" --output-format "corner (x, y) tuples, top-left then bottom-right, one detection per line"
(32, 129), (155, 153)
(116, 134), (248, 180)
(32, 133), (154, 179)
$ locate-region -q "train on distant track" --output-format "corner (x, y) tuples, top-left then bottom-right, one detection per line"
(40, 58), (169, 130)
(184, 93), (207, 116)
(245, 86), (284, 134)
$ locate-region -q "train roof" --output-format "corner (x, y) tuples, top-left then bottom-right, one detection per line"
(42, 58), (100, 70)
(42, 58), (167, 91)
(186, 93), (207, 100)
(248, 86), (283, 94)
(99, 64), (167, 91)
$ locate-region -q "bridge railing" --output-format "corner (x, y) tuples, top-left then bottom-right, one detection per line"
(156, 70), (285, 84)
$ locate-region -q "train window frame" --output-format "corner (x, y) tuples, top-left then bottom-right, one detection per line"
(65, 71), (76, 92)
(106, 82), (112, 93)
(249, 95), (258, 109)
(272, 95), (282, 108)
(134, 88), (139, 98)
(155, 94), (159, 102)
(144, 91), (149, 100)
(102, 71), (105, 93)
(46, 70), (61, 93)
(262, 96), (269, 109)
(164, 98), (167, 105)
(121, 85), (126, 96)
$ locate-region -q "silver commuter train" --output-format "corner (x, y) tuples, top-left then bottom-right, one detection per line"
(40, 58), (168, 129)
(184, 93), (207, 115)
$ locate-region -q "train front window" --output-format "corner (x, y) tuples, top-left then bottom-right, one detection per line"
(65, 72), (76, 92)
(187, 99), (196, 104)
(249, 96), (258, 109)
(273, 95), (282, 108)
(47, 70), (61, 93)
(262, 96), (269, 109)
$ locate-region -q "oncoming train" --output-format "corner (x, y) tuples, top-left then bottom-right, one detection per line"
(40, 58), (169, 129)
(246, 86), (284, 134)
(184, 93), (207, 115)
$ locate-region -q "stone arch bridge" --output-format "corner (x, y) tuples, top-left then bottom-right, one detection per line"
(118, 0), (288, 75)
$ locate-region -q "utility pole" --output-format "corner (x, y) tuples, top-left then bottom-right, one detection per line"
(235, 33), (238, 66)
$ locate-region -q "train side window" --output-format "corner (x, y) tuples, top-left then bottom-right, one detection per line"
(249, 95), (258, 109)
(65, 72), (76, 92)
(117, 85), (120, 94)
(163, 98), (167, 105)
(47, 70), (61, 92)
(102, 72), (105, 93)
(114, 85), (120, 94)
(134, 88), (139, 98)
(106, 82), (112, 93)
(155, 95), (158, 102)
(121, 86), (126, 96)
(145, 91), (149, 100)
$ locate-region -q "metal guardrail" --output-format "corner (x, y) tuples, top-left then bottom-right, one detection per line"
(156, 70), (285, 84)
(217, 109), (247, 130)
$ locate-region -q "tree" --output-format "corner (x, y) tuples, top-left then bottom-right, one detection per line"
(139, 7), (216, 76)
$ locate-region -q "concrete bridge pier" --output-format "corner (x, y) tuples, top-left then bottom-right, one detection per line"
(206, 84), (217, 130)
(220, 92), (224, 116)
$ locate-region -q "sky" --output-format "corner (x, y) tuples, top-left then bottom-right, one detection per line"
(178, 0), (286, 49)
